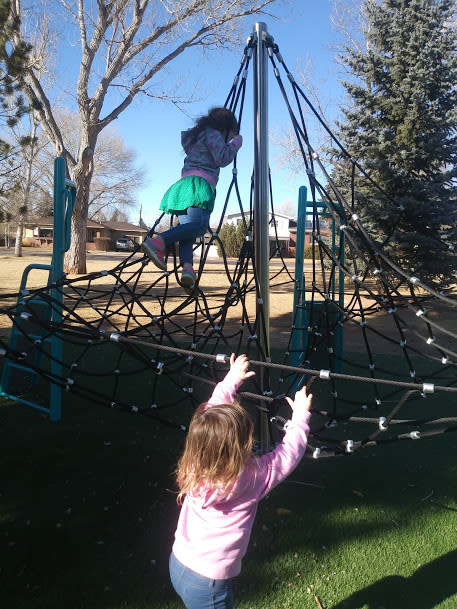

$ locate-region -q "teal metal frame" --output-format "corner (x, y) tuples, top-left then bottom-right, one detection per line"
(291, 185), (345, 377)
(0, 157), (76, 421)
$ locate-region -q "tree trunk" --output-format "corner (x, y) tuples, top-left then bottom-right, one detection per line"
(64, 152), (94, 274)
(14, 220), (24, 256)
(64, 204), (88, 274)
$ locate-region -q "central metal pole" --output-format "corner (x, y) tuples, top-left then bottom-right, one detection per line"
(253, 22), (271, 449)
(253, 22), (271, 358)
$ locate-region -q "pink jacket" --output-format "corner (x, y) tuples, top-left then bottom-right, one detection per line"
(172, 369), (311, 580)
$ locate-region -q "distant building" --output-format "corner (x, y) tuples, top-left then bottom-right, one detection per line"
(223, 210), (331, 258)
(224, 210), (293, 257)
(20, 217), (148, 250)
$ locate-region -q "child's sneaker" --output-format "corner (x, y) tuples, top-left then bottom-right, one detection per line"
(141, 235), (166, 271)
(181, 264), (196, 290)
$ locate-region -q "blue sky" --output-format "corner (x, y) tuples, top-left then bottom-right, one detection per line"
(112, 2), (346, 227)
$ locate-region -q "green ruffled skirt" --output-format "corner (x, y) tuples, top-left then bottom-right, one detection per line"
(160, 176), (216, 214)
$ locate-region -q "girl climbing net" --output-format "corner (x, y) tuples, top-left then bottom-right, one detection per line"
(142, 107), (243, 292)
(169, 353), (313, 609)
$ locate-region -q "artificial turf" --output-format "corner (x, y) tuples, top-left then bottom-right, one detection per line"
(1, 377), (457, 609)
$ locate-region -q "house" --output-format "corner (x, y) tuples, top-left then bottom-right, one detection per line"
(223, 210), (331, 258)
(21, 217), (148, 250)
(223, 210), (293, 257)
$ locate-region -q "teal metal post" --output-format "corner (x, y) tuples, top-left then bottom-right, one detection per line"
(291, 186), (308, 368)
(0, 158), (75, 420)
(335, 212), (345, 374)
(49, 158), (76, 420)
(290, 189), (345, 385)
(48, 158), (66, 421)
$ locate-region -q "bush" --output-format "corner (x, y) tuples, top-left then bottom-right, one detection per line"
(304, 244), (318, 259)
(217, 222), (248, 258)
(94, 237), (111, 251)
(22, 238), (40, 247)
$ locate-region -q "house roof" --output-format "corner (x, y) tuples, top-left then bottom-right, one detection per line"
(100, 221), (147, 233)
(25, 217), (147, 233)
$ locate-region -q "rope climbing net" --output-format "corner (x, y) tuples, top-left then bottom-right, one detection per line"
(1, 33), (457, 457)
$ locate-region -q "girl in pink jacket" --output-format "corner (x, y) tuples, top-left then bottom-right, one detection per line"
(169, 354), (312, 609)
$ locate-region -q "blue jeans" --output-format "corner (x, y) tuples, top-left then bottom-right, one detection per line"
(169, 552), (234, 609)
(161, 206), (211, 266)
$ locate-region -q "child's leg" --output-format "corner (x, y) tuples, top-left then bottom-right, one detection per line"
(143, 207), (210, 285)
(166, 206), (211, 266)
(176, 207), (210, 289)
(141, 234), (166, 270)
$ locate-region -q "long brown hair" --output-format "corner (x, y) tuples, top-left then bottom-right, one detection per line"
(176, 401), (254, 504)
(184, 107), (239, 148)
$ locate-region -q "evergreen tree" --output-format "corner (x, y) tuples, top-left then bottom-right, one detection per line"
(216, 220), (248, 258)
(234, 219), (248, 255)
(217, 222), (237, 258)
(331, 0), (457, 289)
(0, 0), (35, 193)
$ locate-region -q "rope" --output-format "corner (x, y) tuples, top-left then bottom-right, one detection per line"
(1, 36), (457, 458)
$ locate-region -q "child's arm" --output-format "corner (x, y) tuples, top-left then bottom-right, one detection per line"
(206, 129), (243, 168)
(256, 386), (313, 498)
(206, 353), (255, 408)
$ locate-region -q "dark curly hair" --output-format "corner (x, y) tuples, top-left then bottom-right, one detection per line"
(184, 107), (239, 147)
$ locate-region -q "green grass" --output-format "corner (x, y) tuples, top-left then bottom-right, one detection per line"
(1, 370), (457, 608)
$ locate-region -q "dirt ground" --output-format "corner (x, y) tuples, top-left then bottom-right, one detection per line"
(0, 247), (455, 356)
(0, 248), (297, 345)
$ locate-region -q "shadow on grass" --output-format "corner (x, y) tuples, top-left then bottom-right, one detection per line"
(330, 549), (457, 609)
(0, 396), (183, 609)
(2, 373), (457, 609)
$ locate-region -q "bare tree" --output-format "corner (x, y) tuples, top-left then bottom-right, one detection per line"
(11, 0), (281, 273)
(272, 1), (373, 179)
(13, 111), (37, 256)
(38, 108), (145, 222)
(1, 110), (50, 255)
(271, 53), (340, 178)
(87, 126), (145, 222)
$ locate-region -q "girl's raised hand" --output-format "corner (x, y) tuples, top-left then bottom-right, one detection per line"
(229, 353), (255, 382)
(285, 386), (313, 415)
